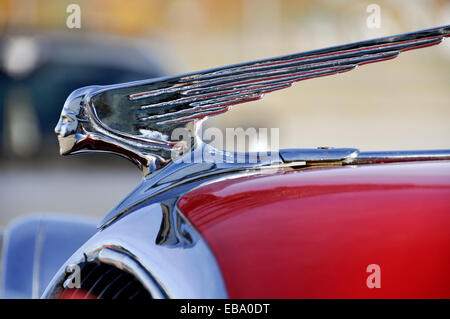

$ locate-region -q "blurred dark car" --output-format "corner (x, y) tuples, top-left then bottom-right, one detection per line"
(0, 33), (169, 158)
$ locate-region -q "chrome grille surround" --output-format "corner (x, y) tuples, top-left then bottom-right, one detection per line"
(42, 203), (229, 299)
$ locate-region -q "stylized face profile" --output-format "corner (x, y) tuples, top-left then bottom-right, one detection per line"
(54, 88), (86, 155)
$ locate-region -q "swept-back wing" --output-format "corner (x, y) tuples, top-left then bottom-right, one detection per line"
(124, 25), (449, 128)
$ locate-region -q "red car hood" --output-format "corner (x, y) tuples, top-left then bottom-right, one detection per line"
(178, 161), (450, 298)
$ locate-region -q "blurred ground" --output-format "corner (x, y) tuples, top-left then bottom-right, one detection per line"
(0, 0), (449, 226)
(0, 159), (141, 226)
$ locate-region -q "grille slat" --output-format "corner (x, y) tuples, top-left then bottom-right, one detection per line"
(85, 267), (115, 298)
(111, 278), (137, 299)
(58, 262), (152, 300)
(97, 272), (125, 299)
(129, 286), (145, 300)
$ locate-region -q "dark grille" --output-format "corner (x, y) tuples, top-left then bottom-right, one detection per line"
(59, 262), (152, 300)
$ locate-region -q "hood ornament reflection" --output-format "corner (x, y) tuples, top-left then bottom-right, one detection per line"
(55, 25), (449, 174)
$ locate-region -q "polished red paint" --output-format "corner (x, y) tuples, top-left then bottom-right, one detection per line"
(178, 162), (450, 298)
(58, 289), (96, 299)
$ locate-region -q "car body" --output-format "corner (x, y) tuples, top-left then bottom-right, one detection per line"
(1, 25), (449, 299)
(179, 161), (450, 298)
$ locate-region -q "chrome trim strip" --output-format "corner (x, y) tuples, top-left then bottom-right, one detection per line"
(352, 149), (450, 164)
(280, 148), (359, 163)
(31, 218), (44, 299)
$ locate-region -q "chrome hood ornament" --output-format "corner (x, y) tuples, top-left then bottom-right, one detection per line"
(55, 25), (449, 174)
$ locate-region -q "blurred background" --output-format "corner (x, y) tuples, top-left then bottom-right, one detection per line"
(0, 0), (449, 226)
